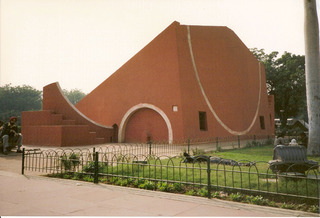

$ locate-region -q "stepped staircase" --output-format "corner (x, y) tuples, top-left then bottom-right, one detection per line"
(22, 110), (109, 146)
(21, 82), (113, 147)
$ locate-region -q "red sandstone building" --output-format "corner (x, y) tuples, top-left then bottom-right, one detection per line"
(22, 21), (275, 146)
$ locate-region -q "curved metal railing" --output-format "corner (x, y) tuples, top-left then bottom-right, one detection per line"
(22, 146), (319, 204)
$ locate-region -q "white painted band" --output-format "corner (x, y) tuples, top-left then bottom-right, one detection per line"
(187, 26), (262, 135)
(118, 103), (173, 143)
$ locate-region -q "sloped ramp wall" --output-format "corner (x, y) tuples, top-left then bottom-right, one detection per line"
(42, 82), (113, 139)
(22, 82), (113, 146)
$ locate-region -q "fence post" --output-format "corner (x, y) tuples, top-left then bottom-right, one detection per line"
(216, 137), (219, 151)
(21, 148), (25, 175)
(207, 156), (211, 199)
(238, 135), (240, 149)
(94, 151), (99, 184)
(254, 135), (256, 145)
(149, 141), (152, 156)
(187, 139), (190, 154)
(93, 147), (96, 160)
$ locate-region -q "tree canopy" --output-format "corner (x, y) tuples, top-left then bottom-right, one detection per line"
(0, 84), (42, 123)
(0, 84), (87, 124)
(62, 88), (86, 105)
(250, 48), (307, 129)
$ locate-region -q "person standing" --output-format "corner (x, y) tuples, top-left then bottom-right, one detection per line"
(0, 117), (23, 155)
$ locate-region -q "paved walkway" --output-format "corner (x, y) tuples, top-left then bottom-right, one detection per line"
(0, 150), (318, 216)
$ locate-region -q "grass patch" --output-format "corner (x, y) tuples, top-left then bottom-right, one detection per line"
(209, 144), (320, 163)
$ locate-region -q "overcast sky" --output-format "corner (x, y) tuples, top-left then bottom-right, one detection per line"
(1, 0), (320, 93)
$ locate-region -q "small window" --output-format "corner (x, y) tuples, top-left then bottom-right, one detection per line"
(199, 111), (208, 131)
(260, 116), (265, 130)
(172, 105), (178, 112)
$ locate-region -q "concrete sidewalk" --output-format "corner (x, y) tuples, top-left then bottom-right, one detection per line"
(0, 152), (318, 216)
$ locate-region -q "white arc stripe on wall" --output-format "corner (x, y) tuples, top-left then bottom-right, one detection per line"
(187, 26), (262, 135)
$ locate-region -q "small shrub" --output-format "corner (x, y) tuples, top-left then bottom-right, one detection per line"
(47, 173), (64, 178)
(138, 180), (155, 190)
(120, 179), (128, 186)
(167, 183), (175, 192)
(281, 203), (295, 210)
(243, 195), (269, 206)
(133, 179), (145, 187)
(82, 161), (107, 173)
(99, 177), (108, 183)
(268, 200), (276, 207)
(61, 153), (80, 170)
(114, 178), (129, 186)
(63, 173), (72, 179)
(110, 177), (119, 184)
(197, 188), (208, 197)
(115, 178), (123, 186)
(245, 195), (254, 203)
(82, 161), (95, 173)
(261, 198), (271, 206)
(157, 182), (169, 192)
(296, 203), (307, 211)
(251, 195), (264, 205)
(230, 192), (244, 202)
(186, 190), (196, 196)
(212, 191), (221, 199)
(309, 205), (319, 213)
(146, 181), (156, 190)
(83, 175), (94, 182)
(127, 178), (134, 185)
(156, 182), (177, 192)
(71, 173), (82, 180)
(173, 183), (183, 192)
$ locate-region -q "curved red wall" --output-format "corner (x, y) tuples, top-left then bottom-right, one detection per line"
(75, 21), (274, 143)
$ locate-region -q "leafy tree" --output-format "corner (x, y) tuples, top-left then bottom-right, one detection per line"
(0, 84), (42, 124)
(250, 49), (306, 129)
(304, 0), (320, 156)
(62, 89), (86, 105)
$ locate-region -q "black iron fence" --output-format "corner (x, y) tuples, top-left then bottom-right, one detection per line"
(93, 134), (275, 157)
(21, 144), (319, 205)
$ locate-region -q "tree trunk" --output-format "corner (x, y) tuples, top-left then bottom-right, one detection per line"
(304, 0), (320, 156)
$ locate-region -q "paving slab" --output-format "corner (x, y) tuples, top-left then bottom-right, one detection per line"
(0, 170), (318, 217)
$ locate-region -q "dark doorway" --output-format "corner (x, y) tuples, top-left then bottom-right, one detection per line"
(112, 124), (118, 143)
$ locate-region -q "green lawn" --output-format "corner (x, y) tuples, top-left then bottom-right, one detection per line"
(46, 144), (320, 211)
(207, 145), (320, 163)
